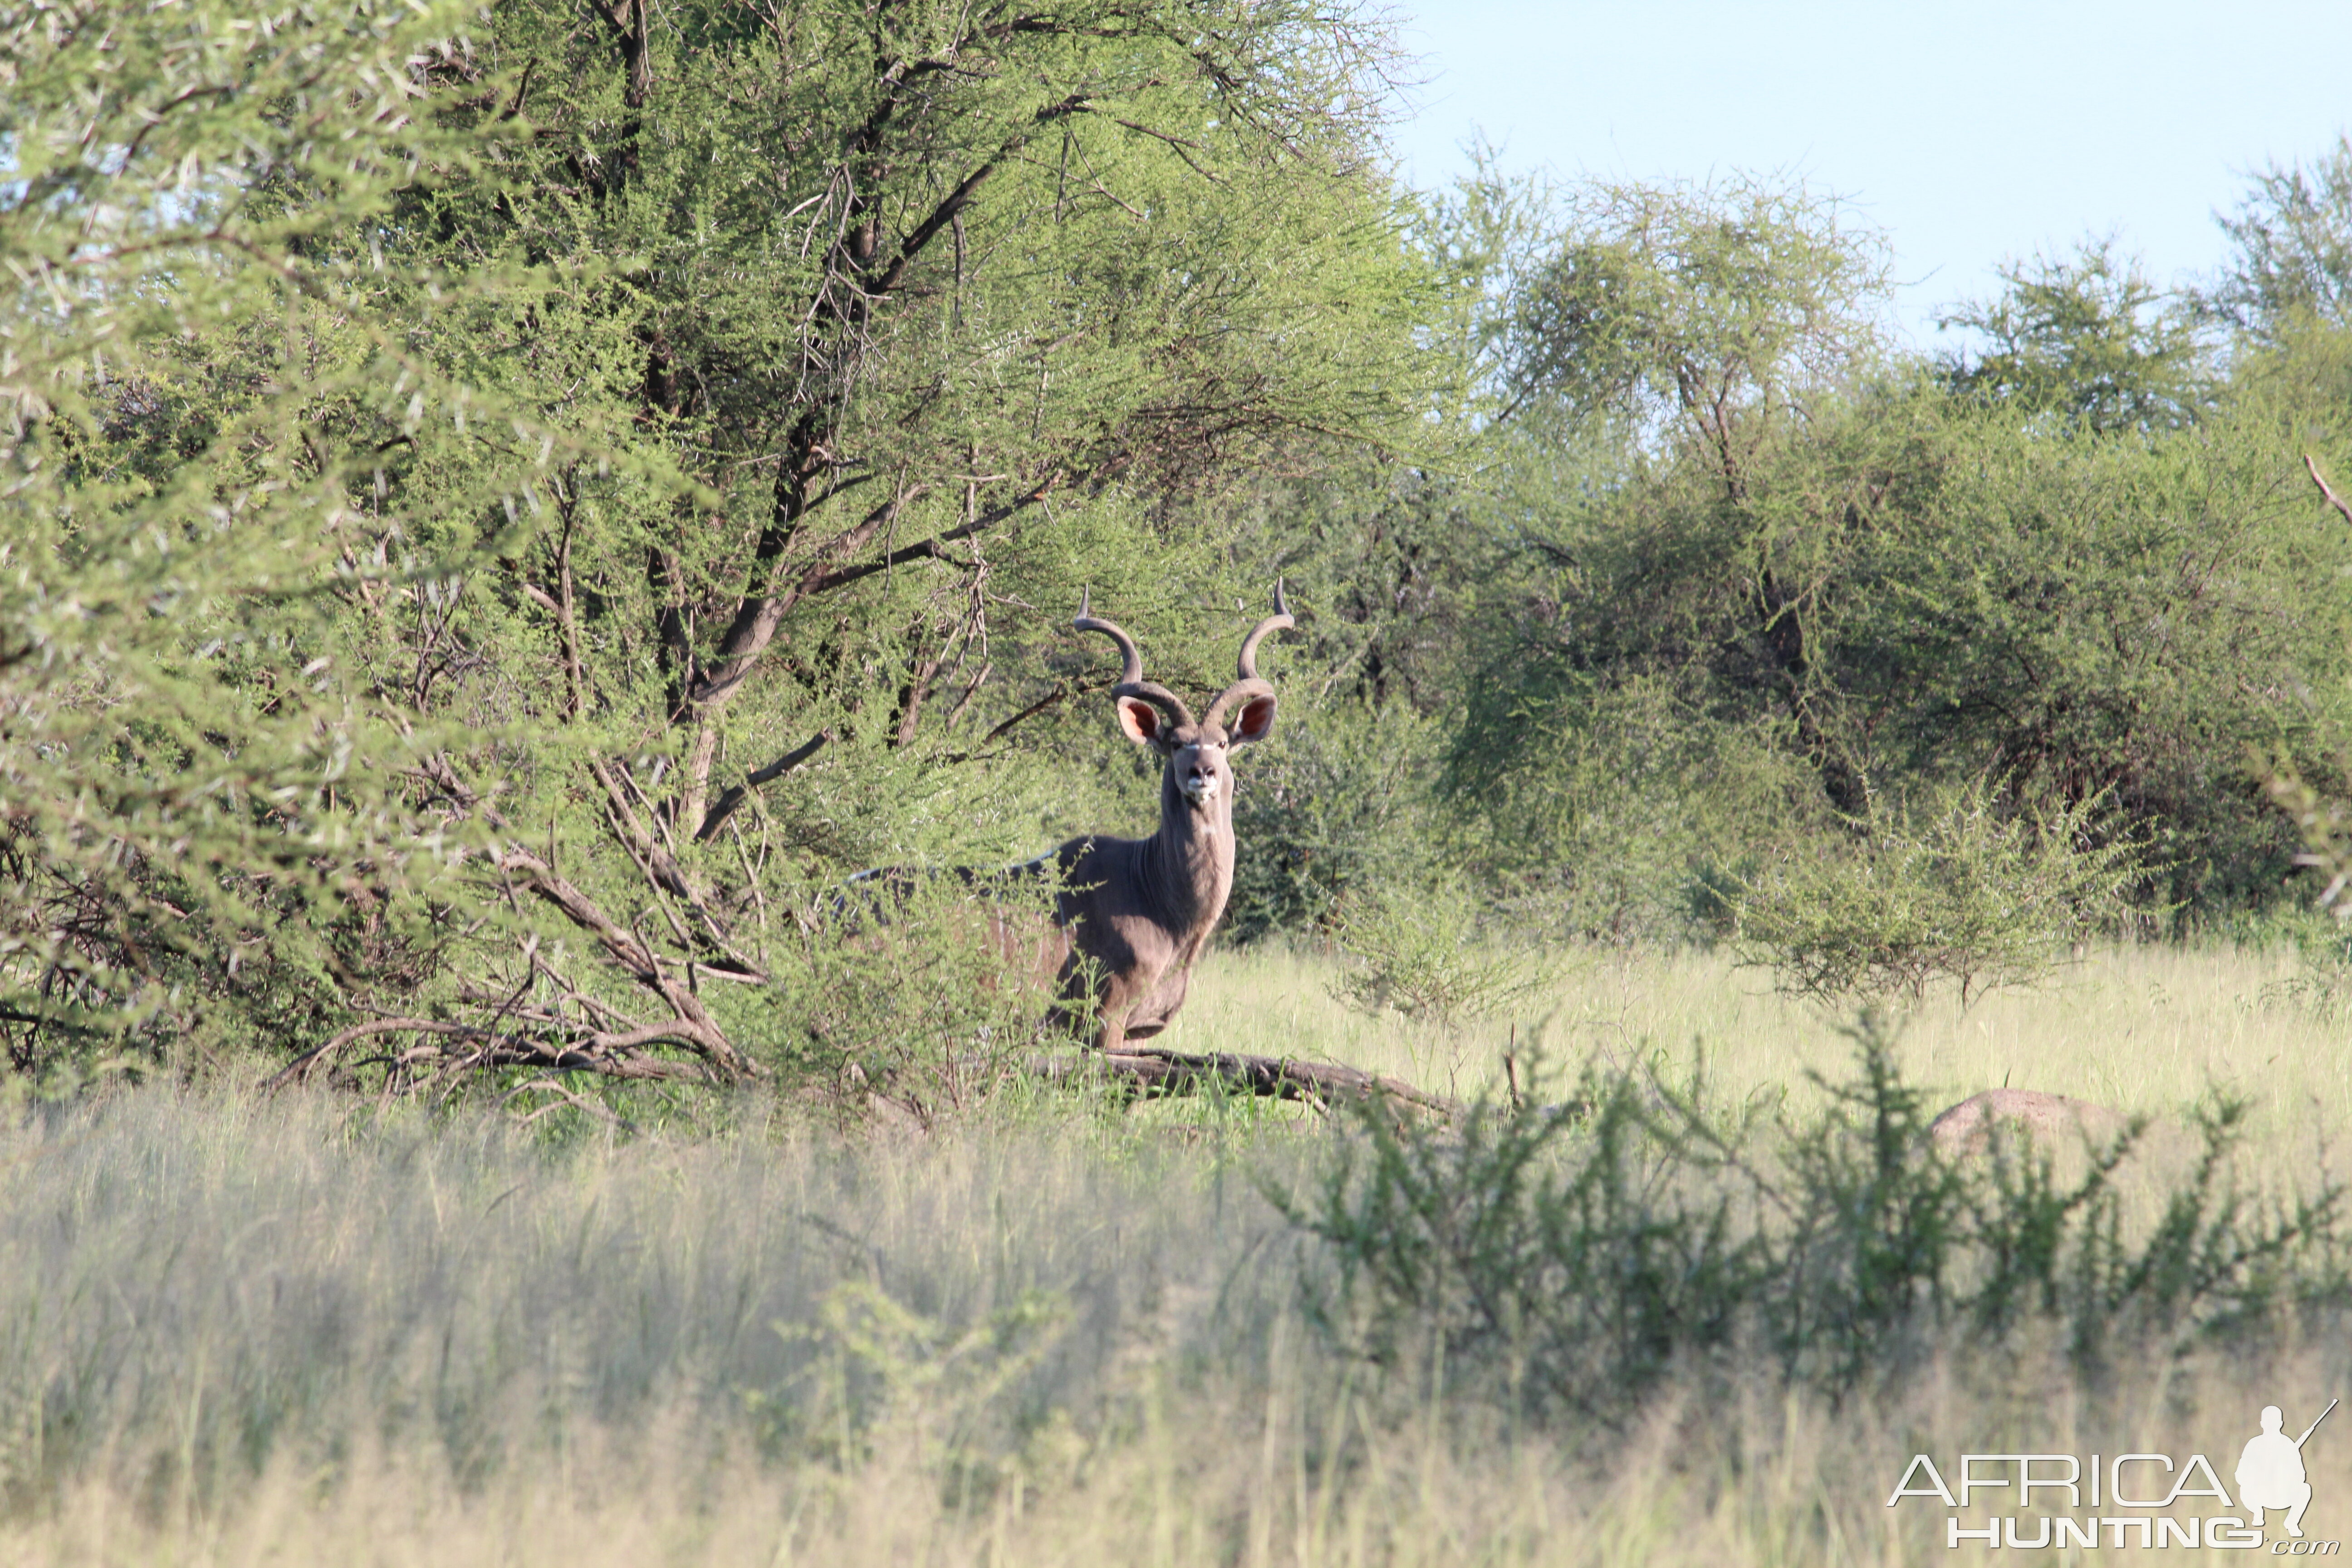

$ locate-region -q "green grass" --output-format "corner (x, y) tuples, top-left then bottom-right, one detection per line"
(2, 943), (2347, 1565)
(1190, 942), (2352, 1146)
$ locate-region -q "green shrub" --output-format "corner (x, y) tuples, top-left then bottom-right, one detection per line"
(1435, 365), (2352, 934)
(1446, 668), (1831, 945)
(1226, 700), (1444, 945)
(1274, 1019), (2345, 1421)
(1730, 780), (2151, 1005)
(750, 870), (1067, 1122)
(1325, 878), (1555, 1027)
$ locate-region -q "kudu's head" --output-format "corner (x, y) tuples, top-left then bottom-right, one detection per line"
(1074, 584), (1293, 818)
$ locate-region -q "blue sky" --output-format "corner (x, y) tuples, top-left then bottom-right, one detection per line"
(1386, 1), (2352, 347)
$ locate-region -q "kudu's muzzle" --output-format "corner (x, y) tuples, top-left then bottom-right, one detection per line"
(1179, 750), (1223, 804)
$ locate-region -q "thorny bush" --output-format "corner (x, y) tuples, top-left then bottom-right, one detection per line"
(1273, 1016), (2347, 1422)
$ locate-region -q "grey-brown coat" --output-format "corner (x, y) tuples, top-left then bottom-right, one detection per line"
(1024, 587), (1290, 1050)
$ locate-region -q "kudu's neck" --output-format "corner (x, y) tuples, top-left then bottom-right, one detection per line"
(1142, 765), (1234, 937)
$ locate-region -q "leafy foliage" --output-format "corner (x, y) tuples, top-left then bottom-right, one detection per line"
(1325, 876), (1553, 1026)
(1277, 1025), (2345, 1421)
(1224, 696), (1442, 944)
(1441, 355), (2352, 936)
(2205, 133), (2352, 340)
(0, 0), (545, 1071)
(1939, 240), (2213, 432)
(0, 0), (1435, 1085)
(1730, 781), (2151, 1005)
(1503, 173), (1889, 490)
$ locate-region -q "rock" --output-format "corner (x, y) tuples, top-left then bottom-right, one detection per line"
(1928, 1088), (2128, 1157)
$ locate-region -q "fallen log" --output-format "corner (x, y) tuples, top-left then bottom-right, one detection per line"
(1034, 1046), (1459, 1116)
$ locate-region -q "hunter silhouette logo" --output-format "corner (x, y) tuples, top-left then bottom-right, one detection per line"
(2240, 1400), (2334, 1540)
(1886, 1396), (2341, 1551)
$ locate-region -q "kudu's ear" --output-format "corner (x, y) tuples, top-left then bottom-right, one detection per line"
(1229, 694), (1277, 746)
(1114, 695), (1171, 749)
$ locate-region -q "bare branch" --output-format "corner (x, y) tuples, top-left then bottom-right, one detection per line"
(586, 757), (702, 906)
(2308, 452), (2352, 526)
(695, 485), (926, 707)
(121, 83), (241, 163)
(553, 487), (590, 719)
(413, 753), (509, 829)
(262, 1017), (468, 1089)
(866, 93), (1095, 299)
(798, 473), (1064, 600)
(492, 845), (757, 1080)
(695, 730), (831, 843)
(1108, 116), (1226, 184)
(941, 681), (1068, 763)
(506, 1078), (640, 1131)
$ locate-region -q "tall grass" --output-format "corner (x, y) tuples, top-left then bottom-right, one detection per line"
(1188, 943), (2352, 1147)
(2, 945), (2347, 1565)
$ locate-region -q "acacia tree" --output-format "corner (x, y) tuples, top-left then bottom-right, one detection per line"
(465, 0), (1418, 823)
(0, 0), (580, 1076)
(1938, 240), (2212, 432)
(3, 0), (1431, 1087)
(1459, 176), (1892, 834)
(2205, 134), (2352, 341)
(1502, 175), (1888, 500)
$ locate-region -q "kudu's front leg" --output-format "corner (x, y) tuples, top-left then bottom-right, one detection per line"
(1050, 946), (1126, 1052)
(1089, 966), (1148, 1053)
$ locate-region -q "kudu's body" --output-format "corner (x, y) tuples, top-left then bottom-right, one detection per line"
(1010, 588), (1290, 1050)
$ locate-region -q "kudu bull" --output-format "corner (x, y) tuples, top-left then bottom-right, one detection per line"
(1013, 585), (1293, 1050)
(843, 587), (1290, 1050)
